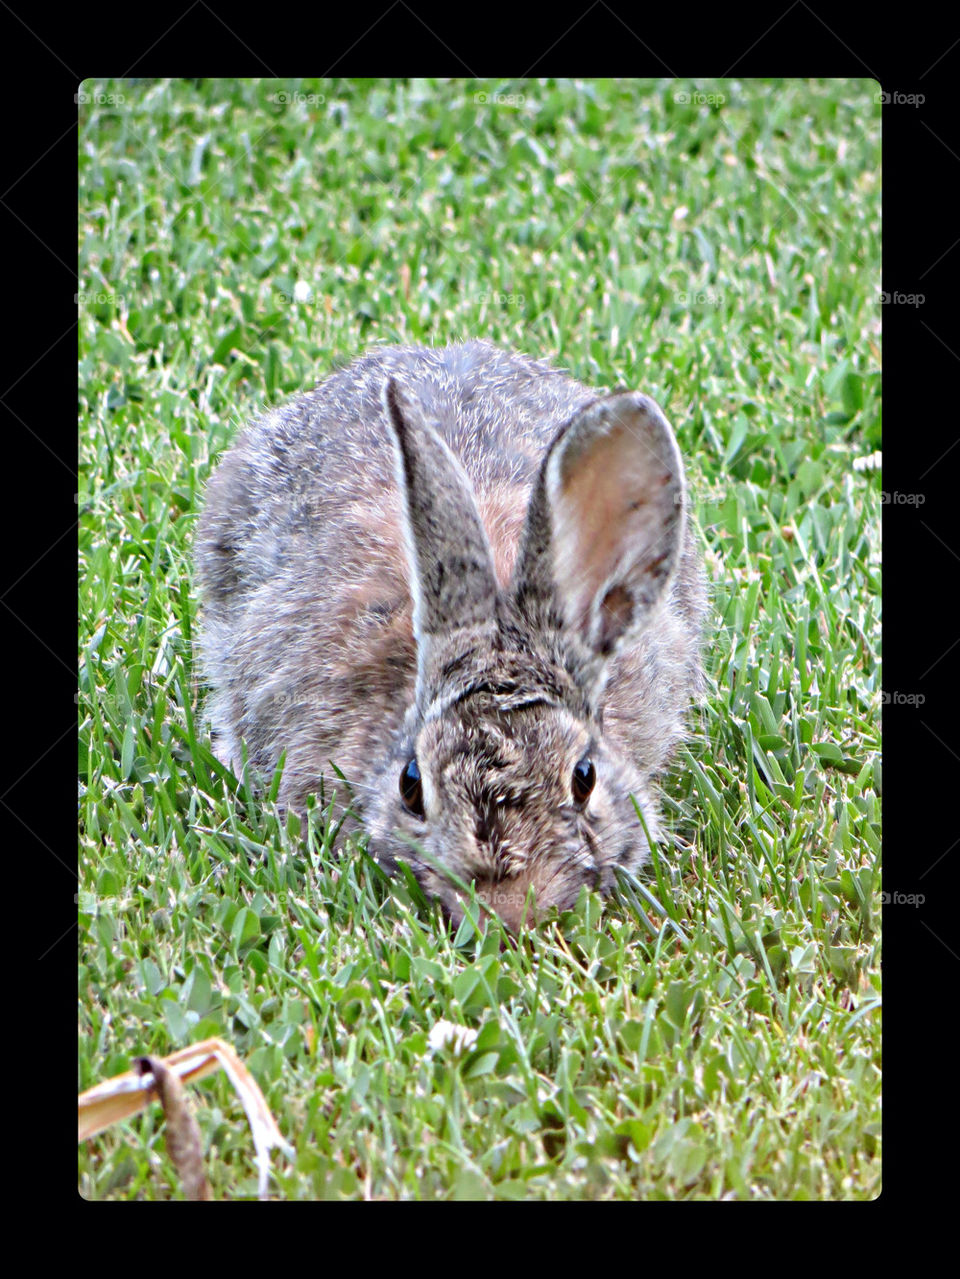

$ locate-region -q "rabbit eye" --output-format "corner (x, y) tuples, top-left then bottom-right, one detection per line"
(571, 757), (596, 807)
(399, 757), (425, 819)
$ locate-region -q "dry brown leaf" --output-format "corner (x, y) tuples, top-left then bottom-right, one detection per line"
(79, 1037), (293, 1199)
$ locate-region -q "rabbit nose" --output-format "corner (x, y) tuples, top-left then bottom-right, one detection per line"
(472, 875), (536, 932)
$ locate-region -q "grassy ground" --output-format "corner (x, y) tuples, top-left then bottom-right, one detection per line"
(78, 78), (881, 1200)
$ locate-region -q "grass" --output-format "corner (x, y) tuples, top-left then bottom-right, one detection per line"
(78, 77), (881, 1200)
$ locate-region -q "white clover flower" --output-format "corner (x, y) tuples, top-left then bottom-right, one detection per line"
(853, 451), (882, 473)
(293, 280), (312, 303)
(427, 1019), (478, 1056)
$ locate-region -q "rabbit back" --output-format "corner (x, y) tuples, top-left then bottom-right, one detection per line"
(195, 340), (706, 844)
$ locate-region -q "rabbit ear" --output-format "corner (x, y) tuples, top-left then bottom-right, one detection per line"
(513, 392), (686, 684)
(384, 379), (499, 676)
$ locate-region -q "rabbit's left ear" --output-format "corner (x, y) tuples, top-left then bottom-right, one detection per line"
(512, 392), (686, 672)
(384, 378), (500, 700)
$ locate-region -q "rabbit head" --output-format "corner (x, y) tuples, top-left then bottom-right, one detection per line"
(363, 378), (688, 930)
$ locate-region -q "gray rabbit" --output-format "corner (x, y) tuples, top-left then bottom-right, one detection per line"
(195, 341), (707, 929)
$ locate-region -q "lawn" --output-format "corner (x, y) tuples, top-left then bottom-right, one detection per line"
(78, 77), (881, 1199)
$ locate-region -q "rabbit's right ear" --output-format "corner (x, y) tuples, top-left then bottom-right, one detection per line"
(513, 392), (686, 696)
(384, 379), (499, 697)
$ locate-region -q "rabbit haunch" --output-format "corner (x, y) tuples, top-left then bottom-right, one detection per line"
(196, 341), (706, 929)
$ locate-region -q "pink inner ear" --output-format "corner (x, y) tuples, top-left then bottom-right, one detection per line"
(597, 584), (634, 653)
(551, 417), (676, 642)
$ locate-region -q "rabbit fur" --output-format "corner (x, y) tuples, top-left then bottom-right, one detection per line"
(195, 340), (707, 929)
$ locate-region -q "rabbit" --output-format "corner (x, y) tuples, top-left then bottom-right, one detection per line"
(195, 340), (707, 930)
